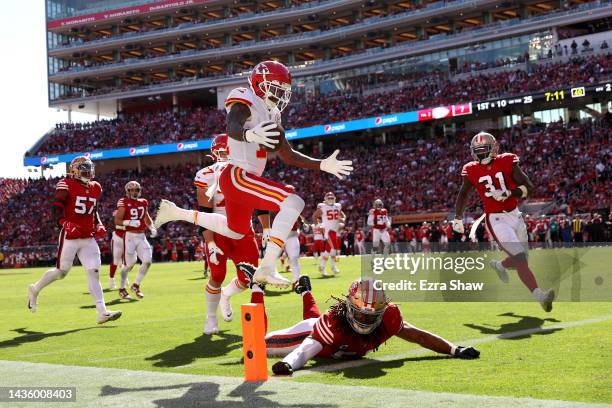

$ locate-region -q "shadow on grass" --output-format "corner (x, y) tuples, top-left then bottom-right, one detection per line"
(80, 298), (137, 309)
(146, 331), (243, 368)
(0, 326), (103, 349)
(100, 381), (336, 407)
(464, 312), (562, 340)
(328, 355), (451, 379)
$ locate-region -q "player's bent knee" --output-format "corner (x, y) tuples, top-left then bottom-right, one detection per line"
(58, 269), (69, 279)
(282, 194), (305, 212)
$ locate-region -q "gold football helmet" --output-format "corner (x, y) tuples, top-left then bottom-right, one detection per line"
(345, 278), (388, 334)
(125, 181), (142, 199)
(470, 131), (499, 165)
(69, 156), (95, 183)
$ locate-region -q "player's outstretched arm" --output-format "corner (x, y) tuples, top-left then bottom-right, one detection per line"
(272, 336), (323, 376)
(278, 137), (353, 179)
(396, 322), (480, 359)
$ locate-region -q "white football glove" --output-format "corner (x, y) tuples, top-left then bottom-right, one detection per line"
(491, 189), (512, 202)
(261, 228), (271, 250)
(244, 121), (280, 149)
(452, 219), (465, 234)
(320, 149), (353, 180)
(122, 220), (141, 228)
(206, 241), (225, 265)
(149, 226), (158, 238)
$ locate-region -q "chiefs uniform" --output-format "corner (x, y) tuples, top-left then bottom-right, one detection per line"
(318, 202), (342, 252)
(194, 163), (259, 286)
(312, 224), (325, 255)
(462, 152), (527, 256)
(55, 178), (103, 271)
(368, 208), (391, 249)
(117, 196), (152, 266)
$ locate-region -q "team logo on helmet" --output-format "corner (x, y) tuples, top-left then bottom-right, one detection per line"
(470, 132), (499, 165)
(69, 156), (95, 184)
(125, 180), (142, 199)
(345, 278), (388, 334)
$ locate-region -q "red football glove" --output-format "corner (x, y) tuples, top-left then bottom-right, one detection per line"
(95, 224), (107, 240)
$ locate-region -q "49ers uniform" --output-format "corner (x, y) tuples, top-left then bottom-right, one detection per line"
(462, 152), (527, 255)
(368, 208), (391, 248)
(111, 211), (125, 268)
(55, 178), (103, 271)
(194, 163), (259, 286)
(117, 197), (152, 266)
(218, 87), (294, 235)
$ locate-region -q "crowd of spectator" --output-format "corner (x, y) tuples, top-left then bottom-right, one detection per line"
(33, 53), (611, 157)
(3, 115), (609, 268)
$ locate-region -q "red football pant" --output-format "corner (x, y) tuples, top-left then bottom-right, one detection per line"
(205, 230), (259, 286)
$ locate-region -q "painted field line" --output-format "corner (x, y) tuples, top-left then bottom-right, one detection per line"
(294, 314), (612, 377)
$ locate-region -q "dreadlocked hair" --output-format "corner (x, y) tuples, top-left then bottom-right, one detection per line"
(328, 295), (348, 320)
(327, 294), (384, 341)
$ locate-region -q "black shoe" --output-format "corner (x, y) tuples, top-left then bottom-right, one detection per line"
(236, 262), (266, 290)
(293, 275), (312, 295)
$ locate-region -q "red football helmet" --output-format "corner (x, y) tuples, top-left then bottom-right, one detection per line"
(248, 60), (292, 112)
(211, 134), (229, 161)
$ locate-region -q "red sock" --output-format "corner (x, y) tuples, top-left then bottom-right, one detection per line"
(250, 291), (268, 333)
(515, 260), (538, 292)
(302, 292), (321, 319)
(109, 263), (117, 278)
(501, 256), (516, 269)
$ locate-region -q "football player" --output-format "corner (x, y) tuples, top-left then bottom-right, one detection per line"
(453, 132), (555, 311)
(367, 199), (391, 256)
(114, 181), (157, 300)
(284, 216), (305, 283)
(312, 192), (345, 276)
(194, 134), (269, 334)
(268, 277), (480, 375)
(154, 60), (353, 288)
(311, 223), (325, 259)
(27, 156), (121, 324)
(108, 209), (125, 289)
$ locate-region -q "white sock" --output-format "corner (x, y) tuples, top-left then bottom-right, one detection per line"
(222, 277), (246, 298)
(135, 262), (151, 285)
(120, 265), (132, 289)
(320, 254), (328, 269)
(532, 288), (544, 301)
(33, 268), (66, 293)
(251, 284), (264, 294)
(260, 241), (284, 270)
(290, 257), (300, 281)
(330, 257), (337, 269)
(260, 194), (304, 270)
(205, 283), (221, 319)
(170, 206), (243, 239)
(86, 268), (108, 315)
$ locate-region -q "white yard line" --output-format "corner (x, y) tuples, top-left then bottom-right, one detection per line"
(293, 314), (612, 377)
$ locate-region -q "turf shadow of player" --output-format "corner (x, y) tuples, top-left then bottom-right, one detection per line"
(0, 326), (103, 349)
(145, 332), (243, 367)
(464, 312), (562, 340)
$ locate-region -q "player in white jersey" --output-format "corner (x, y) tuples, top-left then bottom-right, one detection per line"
(312, 192), (345, 276)
(154, 60), (353, 288)
(367, 199), (391, 256)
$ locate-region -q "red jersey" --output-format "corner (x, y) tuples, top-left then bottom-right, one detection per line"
(355, 230), (364, 241)
(55, 178), (102, 239)
(462, 153), (520, 213)
(441, 224), (452, 238)
(312, 304), (403, 359)
(418, 226), (430, 240)
(117, 197), (149, 233)
(369, 208), (389, 230)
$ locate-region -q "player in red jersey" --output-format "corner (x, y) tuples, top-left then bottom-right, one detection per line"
(418, 222), (431, 252)
(27, 157), (121, 324)
(108, 210), (125, 289)
(154, 61), (353, 288)
(354, 228), (365, 255)
(440, 220), (452, 251)
(453, 132), (555, 312)
(311, 223), (326, 259)
(267, 277), (479, 375)
(114, 181), (157, 300)
(367, 199), (391, 256)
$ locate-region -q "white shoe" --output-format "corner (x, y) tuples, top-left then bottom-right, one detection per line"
(97, 310), (122, 324)
(220, 293), (233, 322)
(109, 278), (116, 290)
(153, 199), (178, 229)
(539, 289), (555, 312)
(204, 316), (219, 335)
(490, 260), (509, 283)
(253, 265), (291, 288)
(27, 284), (38, 313)
(319, 265), (330, 277)
(332, 266), (340, 275)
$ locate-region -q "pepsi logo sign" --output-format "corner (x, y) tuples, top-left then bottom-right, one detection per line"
(324, 125), (332, 133)
(129, 148), (136, 155)
(83, 152), (91, 158)
(375, 117), (382, 125)
(41, 156), (47, 163)
(177, 143), (184, 150)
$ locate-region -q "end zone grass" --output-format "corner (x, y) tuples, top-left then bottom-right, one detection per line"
(0, 249), (611, 405)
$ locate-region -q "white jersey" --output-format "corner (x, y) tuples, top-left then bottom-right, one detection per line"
(224, 87), (282, 176)
(194, 162), (228, 215)
(318, 202), (342, 233)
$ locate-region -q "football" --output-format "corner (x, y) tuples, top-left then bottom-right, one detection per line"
(262, 122), (284, 152)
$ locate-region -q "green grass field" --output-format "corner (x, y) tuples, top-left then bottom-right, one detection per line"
(1, 249), (611, 407)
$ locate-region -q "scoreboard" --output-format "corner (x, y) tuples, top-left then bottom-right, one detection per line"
(474, 81), (612, 113)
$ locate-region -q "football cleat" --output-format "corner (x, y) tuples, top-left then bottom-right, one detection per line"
(130, 283), (144, 299)
(220, 293), (233, 322)
(248, 263), (290, 288)
(539, 288), (555, 312)
(118, 288), (132, 300)
(204, 316), (219, 335)
(97, 310), (122, 324)
(272, 361), (293, 376)
(153, 199), (179, 229)
(27, 284), (38, 313)
(108, 278), (116, 290)
(293, 275), (312, 295)
(332, 266), (340, 275)
(490, 260), (509, 283)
